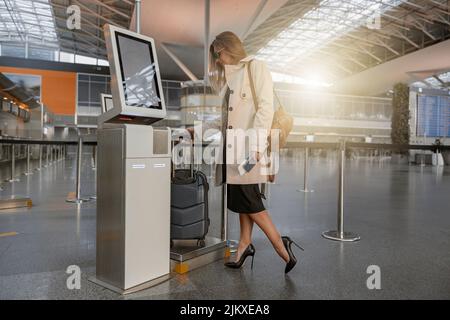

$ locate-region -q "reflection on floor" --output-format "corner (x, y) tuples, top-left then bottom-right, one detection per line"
(0, 149), (449, 299)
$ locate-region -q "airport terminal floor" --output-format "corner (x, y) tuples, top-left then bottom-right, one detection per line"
(1, 150), (449, 300)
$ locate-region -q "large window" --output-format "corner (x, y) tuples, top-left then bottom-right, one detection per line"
(1, 44), (26, 58)
(0, 44), (110, 67)
(276, 89), (392, 121)
(59, 51), (75, 63)
(77, 74), (111, 117)
(75, 55), (97, 65)
(29, 47), (55, 61)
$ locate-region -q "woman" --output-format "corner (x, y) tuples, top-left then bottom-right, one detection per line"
(193, 31), (303, 274)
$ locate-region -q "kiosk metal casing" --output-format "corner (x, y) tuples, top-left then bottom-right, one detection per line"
(96, 124), (171, 292)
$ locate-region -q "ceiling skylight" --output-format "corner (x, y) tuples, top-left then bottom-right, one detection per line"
(0, 0), (58, 44)
(256, 0), (405, 72)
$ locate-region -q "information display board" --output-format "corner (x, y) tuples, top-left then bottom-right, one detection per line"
(416, 94), (450, 137)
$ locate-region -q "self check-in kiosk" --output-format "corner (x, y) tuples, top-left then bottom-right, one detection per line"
(93, 24), (171, 294)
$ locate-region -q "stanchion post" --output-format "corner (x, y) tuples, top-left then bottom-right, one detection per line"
(8, 144), (20, 182)
(298, 146), (314, 192)
(66, 136), (90, 203)
(322, 140), (360, 242)
(36, 144), (42, 171)
(92, 145), (97, 170)
(90, 144), (97, 199)
(45, 144), (49, 167)
(25, 144), (33, 176)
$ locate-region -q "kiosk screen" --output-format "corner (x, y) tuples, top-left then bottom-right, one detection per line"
(115, 33), (162, 109)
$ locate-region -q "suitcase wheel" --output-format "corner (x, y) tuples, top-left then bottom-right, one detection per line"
(197, 239), (206, 247)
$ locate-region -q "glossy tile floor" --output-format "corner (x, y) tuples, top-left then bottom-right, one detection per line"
(0, 149), (449, 300)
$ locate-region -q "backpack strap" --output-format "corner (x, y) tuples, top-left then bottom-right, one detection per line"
(246, 60), (282, 111)
(246, 61), (259, 112)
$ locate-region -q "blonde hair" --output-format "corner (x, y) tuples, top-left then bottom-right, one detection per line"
(209, 31), (247, 93)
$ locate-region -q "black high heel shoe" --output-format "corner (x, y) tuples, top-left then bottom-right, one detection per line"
(282, 236), (304, 274)
(224, 244), (256, 269)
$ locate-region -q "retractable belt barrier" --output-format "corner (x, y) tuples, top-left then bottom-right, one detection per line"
(283, 141), (449, 242)
(0, 138), (447, 230)
(0, 138), (97, 206)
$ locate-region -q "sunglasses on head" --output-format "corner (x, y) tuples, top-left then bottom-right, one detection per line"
(213, 49), (224, 59)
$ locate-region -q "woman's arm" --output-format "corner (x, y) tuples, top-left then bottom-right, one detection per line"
(249, 60), (274, 155)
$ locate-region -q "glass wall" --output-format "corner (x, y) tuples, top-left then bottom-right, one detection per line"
(0, 43), (110, 67)
(276, 89), (392, 121)
(77, 73), (111, 118)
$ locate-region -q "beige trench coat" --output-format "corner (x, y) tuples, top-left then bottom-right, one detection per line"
(207, 55), (275, 185)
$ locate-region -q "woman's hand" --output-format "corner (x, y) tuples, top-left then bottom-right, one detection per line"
(253, 151), (261, 161)
(186, 127), (194, 139)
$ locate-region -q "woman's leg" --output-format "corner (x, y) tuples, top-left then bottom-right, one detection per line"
(233, 214), (254, 261)
(248, 210), (289, 262)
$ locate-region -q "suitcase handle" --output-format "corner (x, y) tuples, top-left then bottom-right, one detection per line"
(171, 135), (194, 179)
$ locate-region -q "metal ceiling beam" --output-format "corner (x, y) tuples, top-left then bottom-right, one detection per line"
(344, 33), (400, 56)
(119, 0), (135, 6)
(50, 1), (103, 19)
(242, 0), (268, 40)
(423, 0), (449, 11)
(391, 29), (421, 48)
(72, 0), (122, 27)
(410, 19), (437, 40)
(80, 0), (131, 20)
(53, 13), (104, 34)
(58, 37), (105, 54)
(60, 37), (105, 55)
(160, 43), (198, 81)
(56, 28), (105, 48)
(58, 44), (106, 58)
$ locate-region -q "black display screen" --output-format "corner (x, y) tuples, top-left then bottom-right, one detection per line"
(115, 32), (162, 109)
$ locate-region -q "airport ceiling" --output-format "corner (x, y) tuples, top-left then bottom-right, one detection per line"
(51, 0), (135, 58)
(252, 0), (450, 84)
(0, 0), (449, 92)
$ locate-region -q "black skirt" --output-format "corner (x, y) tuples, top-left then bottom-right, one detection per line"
(227, 184), (266, 214)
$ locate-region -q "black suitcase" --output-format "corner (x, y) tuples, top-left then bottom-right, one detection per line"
(170, 137), (210, 247)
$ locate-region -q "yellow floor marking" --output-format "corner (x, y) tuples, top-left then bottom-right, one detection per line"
(224, 247), (231, 258)
(0, 232), (18, 238)
(174, 262), (189, 274)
